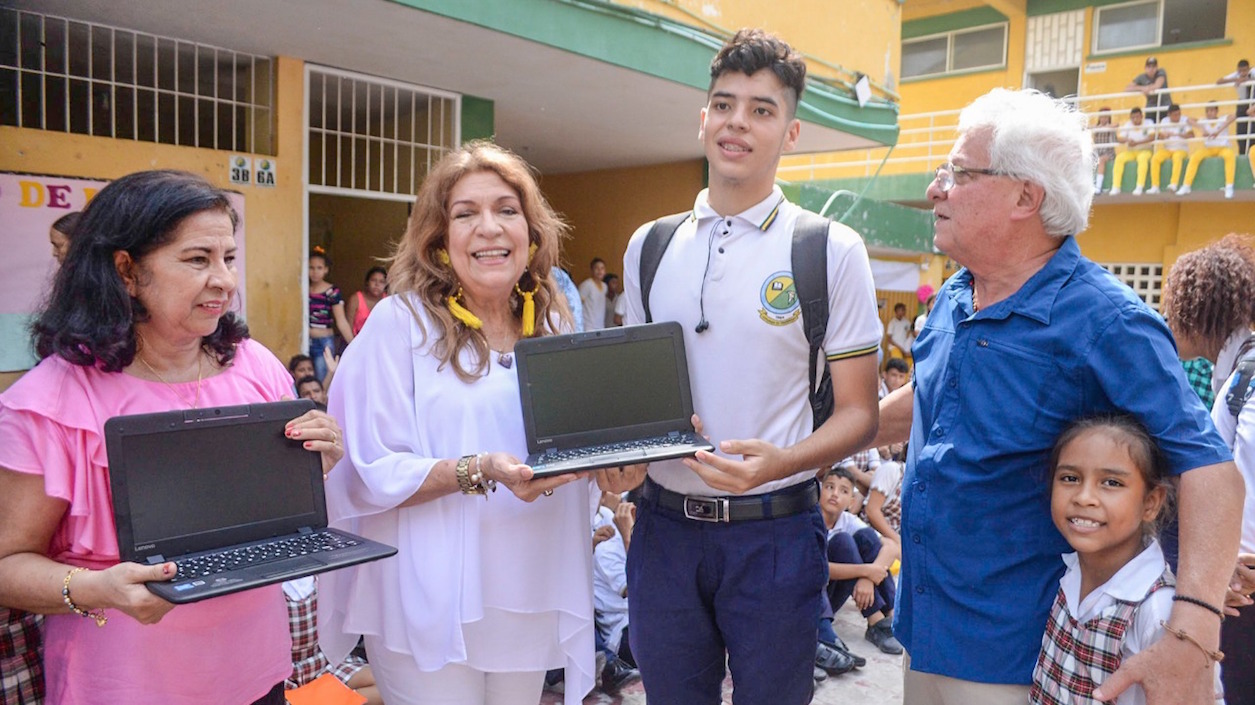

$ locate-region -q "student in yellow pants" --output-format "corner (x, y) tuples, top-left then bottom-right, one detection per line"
(1110, 107), (1155, 196)
(1147, 104), (1191, 194)
(1180, 103), (1237, 199)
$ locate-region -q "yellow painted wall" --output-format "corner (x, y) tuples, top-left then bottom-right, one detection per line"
(617, 0), (902, 90)
(542, 160), (706, 277)
(0, 56), (308, 392)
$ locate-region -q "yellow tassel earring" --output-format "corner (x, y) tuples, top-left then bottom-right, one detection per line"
(528, 242), (538, 262)
(447, 287), (483, 329)
(435, 249), (451, 266)
(516, 281), (537, 337)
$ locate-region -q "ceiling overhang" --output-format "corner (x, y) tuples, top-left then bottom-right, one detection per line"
(18, 0), (899, 174)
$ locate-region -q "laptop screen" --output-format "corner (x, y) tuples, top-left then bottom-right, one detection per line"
(522, 329), (687, 443)
(106, 400), (326, 561)
(120, 423), (319, 546)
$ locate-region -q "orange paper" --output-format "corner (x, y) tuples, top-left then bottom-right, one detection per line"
(284, 674), (367, 705)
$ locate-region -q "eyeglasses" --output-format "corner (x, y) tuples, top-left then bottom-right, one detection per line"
(932, 162), (1006, 193)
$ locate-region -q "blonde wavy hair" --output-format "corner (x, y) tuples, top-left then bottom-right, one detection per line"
(388, 140), (572, 381)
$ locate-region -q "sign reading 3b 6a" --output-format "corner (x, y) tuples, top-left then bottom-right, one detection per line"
(229, 156), (277, 187)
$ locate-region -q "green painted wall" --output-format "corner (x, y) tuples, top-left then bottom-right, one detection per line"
(902, 7), (1007, 39)
(780, 181), (935, 253)
(461, 95), (495, 142)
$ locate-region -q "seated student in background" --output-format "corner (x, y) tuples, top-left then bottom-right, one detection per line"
(1180, 102), (1238, 199)
(879, 358), (909, 400)
(592, 492), (640, 692)
(1110, 107), (1155, 196)
(819, 467), (903, 656)
(1147, 103), (1191, 194)
(289, 354), (315, 382)
(295, 375), (328, 409)
(283, 576), (382, 704)
(1030, 415), (1224, 705)
(836, 448), (879, 501)
(865, 458), (904, 543)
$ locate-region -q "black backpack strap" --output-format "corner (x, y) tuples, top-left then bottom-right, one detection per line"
(638, 212), (690, 323)
(792, 211), (833, 430)
(1225, 335), (1255, 418)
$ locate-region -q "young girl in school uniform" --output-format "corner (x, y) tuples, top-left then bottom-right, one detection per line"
(1030, 415), (1224, 705)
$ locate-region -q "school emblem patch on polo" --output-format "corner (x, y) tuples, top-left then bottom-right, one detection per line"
(758, 271), (802, 326)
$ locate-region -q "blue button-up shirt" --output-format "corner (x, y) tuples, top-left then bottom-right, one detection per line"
(896, 236), (1231, 684)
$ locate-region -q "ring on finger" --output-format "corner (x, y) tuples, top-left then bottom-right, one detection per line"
(543, 489), (554, 497)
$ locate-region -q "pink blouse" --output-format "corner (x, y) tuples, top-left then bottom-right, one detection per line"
(0, 339), (296, 705)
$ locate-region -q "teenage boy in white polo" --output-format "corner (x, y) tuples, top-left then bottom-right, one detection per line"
(607, 28), (882, 705)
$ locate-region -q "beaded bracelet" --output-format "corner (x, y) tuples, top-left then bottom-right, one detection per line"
(473, 453), (497, 494)
(1172, 594), (1225, 621)
(62, 567), (107, 627)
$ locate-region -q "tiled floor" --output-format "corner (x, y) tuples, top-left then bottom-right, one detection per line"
(538, 600), (904, 705)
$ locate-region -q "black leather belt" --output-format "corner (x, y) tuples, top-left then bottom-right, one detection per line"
(643, 477), (818, 523)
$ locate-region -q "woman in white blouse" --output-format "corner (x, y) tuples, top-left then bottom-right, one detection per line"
(318, 141), (596, 705)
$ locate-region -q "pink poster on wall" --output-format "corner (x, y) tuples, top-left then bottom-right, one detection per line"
(0, 172), (246, 371)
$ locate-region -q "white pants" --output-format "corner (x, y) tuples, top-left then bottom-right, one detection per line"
(903, 652), (1032, 705)
(364, 636), (547, 705)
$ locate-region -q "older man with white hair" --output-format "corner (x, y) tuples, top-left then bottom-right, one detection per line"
(874, 88), (1242, 705)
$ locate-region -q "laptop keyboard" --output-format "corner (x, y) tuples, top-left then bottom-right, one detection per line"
(543, 432), (702, 462)
(174, 530), (360, 580)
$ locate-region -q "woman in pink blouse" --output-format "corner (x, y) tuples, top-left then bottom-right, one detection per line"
(0, 170), (343, 705)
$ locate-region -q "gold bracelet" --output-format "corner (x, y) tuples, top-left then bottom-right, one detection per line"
(62, 567), (107, 627)
(456, 455), (485, 495)
(1160, 621), (1224, 664)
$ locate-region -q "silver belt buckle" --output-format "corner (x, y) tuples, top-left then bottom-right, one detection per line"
(683, 495), (730, 522)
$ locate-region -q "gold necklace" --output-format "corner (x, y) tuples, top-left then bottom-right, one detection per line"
(138, 350), (204, 409)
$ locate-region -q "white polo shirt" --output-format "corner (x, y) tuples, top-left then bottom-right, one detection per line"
(1197, 116), (1233, 148)
(1119, 120), (1155, 148)
(622, 187), (882, 496)
(1156, 116), (1190, 152)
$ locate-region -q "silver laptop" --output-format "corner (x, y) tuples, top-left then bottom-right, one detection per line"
(105, 399), (395, 604)
(515, 321), (714, 476)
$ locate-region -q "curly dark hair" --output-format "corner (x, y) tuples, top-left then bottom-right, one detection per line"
(709, 28), (807, 115)
(33, 170), (248, 372)
(1162, 233), (1255, 355)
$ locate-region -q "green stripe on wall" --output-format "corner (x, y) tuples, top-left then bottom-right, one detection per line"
(903, 7), (1008, 40)
(388, 0), (898, 146)
(1028, 0), (1129, 17)
(461, 95), (495, 143)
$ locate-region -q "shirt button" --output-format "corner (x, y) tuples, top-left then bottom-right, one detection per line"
(948, 379), (957, 388)
(933, 427), (944, 437)
(977, 339), (989, 347)
(916, 585), (925, 594)
(912, 535), (921, 544)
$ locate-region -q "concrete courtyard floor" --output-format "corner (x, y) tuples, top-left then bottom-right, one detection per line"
(539, 598), (905, 705)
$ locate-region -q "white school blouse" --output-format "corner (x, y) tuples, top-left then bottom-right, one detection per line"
(317, 295), (595, 705)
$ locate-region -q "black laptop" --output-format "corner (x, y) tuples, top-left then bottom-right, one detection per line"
(515, 321), (714, 476)
(105, 399), (395, 604)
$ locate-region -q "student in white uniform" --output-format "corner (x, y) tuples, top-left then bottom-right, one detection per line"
(607, 28), (882, 705)
(1180, 103), (1238, 198)
(1146, 103), (1191, 194)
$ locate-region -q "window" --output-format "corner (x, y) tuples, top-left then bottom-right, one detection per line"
(0, 9), (274, 153)
(307, 67), (459, 196)
(1093, 0), (1227, 54)
(1100, 262), (1163, 310)
(902, 23), (1007, 79)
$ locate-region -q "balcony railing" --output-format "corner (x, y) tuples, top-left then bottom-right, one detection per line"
(779, 82), (1252, 183)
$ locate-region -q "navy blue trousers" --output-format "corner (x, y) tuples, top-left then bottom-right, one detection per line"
(626, 490), (828, 705)
(825, 526), (895, 619)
